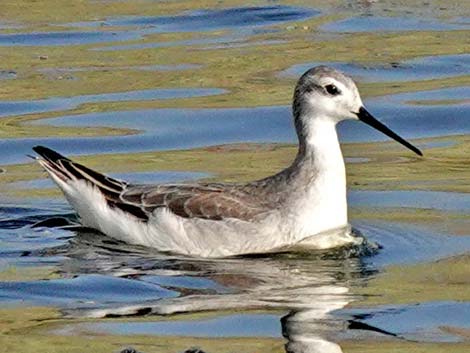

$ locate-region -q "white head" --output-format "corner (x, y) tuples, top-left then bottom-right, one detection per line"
(292, 66), (422, 156)
(293, 65), (362, 124)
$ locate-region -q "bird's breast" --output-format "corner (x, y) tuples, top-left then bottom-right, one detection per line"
(284, 164), (348, 240)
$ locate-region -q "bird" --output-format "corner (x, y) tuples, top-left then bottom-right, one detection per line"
(33, 66), (422, 258)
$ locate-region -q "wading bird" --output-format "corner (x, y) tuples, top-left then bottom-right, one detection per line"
(34, 66), (422, 257)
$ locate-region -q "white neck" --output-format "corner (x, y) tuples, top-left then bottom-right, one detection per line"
(290, 116), (348, 236)
(304, 118), (344, 169)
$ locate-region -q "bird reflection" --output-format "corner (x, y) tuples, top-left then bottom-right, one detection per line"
(43, 226), (375, 353)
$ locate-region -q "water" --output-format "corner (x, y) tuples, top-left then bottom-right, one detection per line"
(349, 190), (470, 212)
(101, 6), (319, 32)
(321, 15), (469, 33)
(2, 205), (469, 349)
(93, 33), (246, 52)
(88, 5), (311, 52)
(356, 221), (470, 266)
(84, 314), (283, 337)
(0, 6), (318, 48)
(38, 64), (203, 76)
(1, 2), (469, 352)
(0, 274), (178, 307)
(1, 85), (466, 164)
(10, 171), (209, 190)
(0, 87), (225, 118)
(344, 301), (470, 342)
(0, 31), (141, 47)
(280, 54), (470, 82)
(0, 70), (17, 80)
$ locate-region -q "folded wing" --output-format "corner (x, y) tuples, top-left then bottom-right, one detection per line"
(33, 146), (269, 223)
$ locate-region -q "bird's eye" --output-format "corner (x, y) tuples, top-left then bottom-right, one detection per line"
(325, 84), (340, 96)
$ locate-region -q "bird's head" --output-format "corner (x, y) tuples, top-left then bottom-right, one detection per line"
(292, 66), (422, 156)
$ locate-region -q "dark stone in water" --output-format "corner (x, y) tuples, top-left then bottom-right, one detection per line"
(0, 70), (16, 79)
(183, 349), (207, 353)
(119, 348), (143, 353)
(117, 347), (207, 353)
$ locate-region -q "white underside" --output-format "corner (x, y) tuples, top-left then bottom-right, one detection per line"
(50, 174), (354, 257)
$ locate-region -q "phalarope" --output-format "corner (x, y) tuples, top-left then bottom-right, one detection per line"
(34, 66), (422, 257)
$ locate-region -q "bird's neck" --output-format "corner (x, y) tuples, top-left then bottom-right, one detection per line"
(286, 116), (348, 233)
(293, 117), (346, 179)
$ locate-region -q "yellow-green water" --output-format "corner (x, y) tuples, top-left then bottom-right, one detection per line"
(0, 1), (469, 352)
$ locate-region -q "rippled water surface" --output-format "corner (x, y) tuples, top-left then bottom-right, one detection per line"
(280, 54), (470, 82)
(321, 15), (469, 32)
(1, 1), (469, 353)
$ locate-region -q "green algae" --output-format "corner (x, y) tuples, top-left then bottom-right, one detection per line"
(3, 132), (470, 197)
(0, 7), (468, 139)
(0, 0), (265, 25)
(358, 254), (470, 305)
(1, 30), (468, 104)
(341, 341), (470, 353)
(1, 0), (470, 351)
(0, 266), (59, 282)
(0, 306), (284, 353)
(350, 207), (470, 236)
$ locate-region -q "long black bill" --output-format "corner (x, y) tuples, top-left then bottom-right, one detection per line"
(356, 106), (423, 156)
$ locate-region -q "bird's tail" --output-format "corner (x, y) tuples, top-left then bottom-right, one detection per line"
(33, 145), (125, 196)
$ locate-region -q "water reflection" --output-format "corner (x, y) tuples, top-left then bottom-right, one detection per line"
(2, 202), (470, 350)
(344, 301), (470, 343)
(0, 209), (370, 352)
(58, 228), (365, 353)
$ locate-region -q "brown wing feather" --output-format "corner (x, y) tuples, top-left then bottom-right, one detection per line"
(121, 184), (270, 221)
(34, 146), (270, 223)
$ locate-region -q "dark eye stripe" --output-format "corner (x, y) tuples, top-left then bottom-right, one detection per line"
(325, 84), (341, 95)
